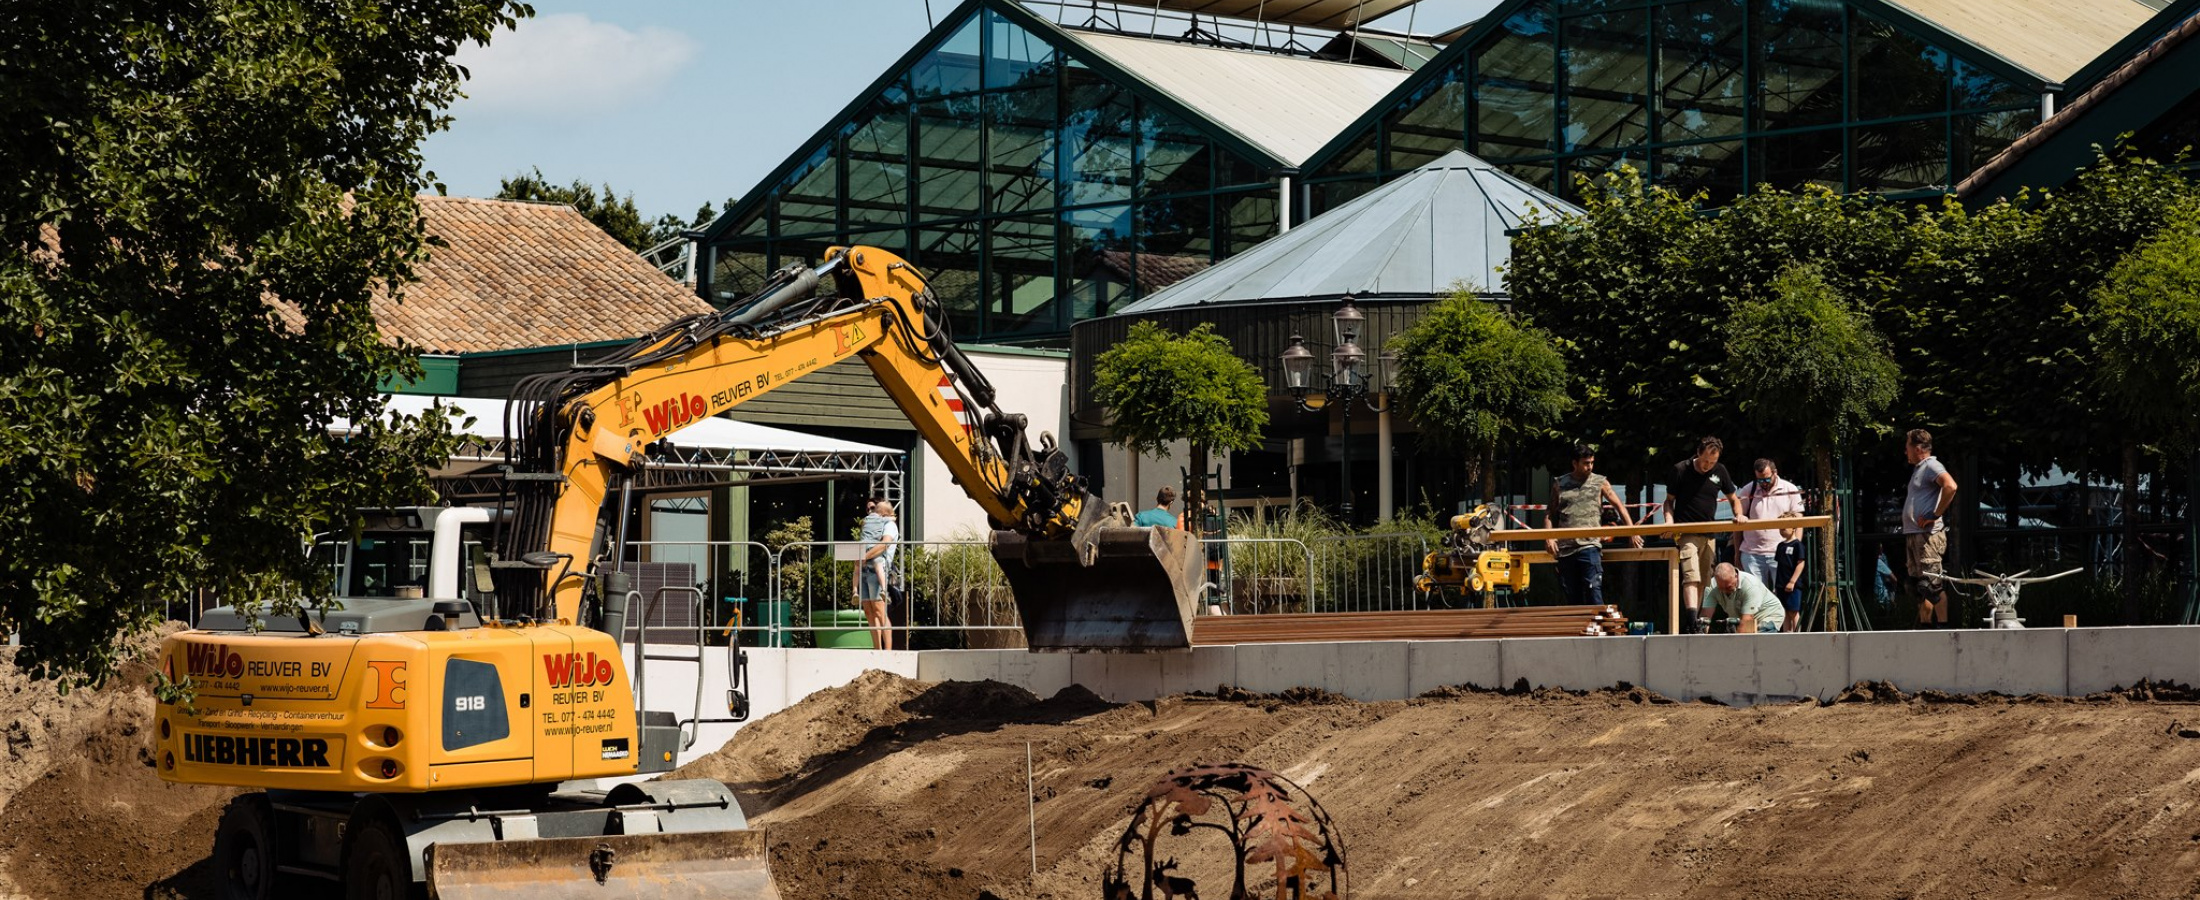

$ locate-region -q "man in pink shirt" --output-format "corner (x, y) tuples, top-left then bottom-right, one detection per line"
(1735, 459), (1804, 595)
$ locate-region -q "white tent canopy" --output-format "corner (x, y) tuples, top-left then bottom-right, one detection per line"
(341, 395), (903, 501)
(360, 394), (900, 457)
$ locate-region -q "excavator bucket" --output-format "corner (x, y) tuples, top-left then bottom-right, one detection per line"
(425, 830), (779, 899)
(990, 512), (1205, 652)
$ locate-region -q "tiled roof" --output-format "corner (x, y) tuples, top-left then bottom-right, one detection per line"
(376, 196), (709, 354)
(1087, 250), (1213, 293)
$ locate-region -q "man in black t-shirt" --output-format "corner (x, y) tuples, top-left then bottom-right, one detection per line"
(1663, 436), (1747, 631)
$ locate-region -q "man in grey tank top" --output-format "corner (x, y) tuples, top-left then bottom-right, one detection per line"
(1901, 429), (1959, 628)
(1545, 443), (1642, 606)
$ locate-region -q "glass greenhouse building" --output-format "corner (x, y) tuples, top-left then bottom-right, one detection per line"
(695, 0), (1415, 344)
(699, 0), (2195, 344)
(1297, 0), (2183, 213)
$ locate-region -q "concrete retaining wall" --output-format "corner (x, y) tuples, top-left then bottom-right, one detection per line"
(626, 626), (2200, 782)
(910, 626), (2200, 708)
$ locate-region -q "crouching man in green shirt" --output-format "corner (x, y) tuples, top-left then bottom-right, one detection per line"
(1705, 562), (1785, 633)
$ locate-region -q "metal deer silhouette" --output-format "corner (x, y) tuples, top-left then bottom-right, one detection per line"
(1924, 568), (2082, 629)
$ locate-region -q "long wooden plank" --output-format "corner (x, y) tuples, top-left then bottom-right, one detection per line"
(1192, 605), (1624, 645)
(1493, 515), (1830, 543)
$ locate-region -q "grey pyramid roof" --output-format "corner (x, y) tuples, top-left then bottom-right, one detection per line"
(1115, 150), (1580, 314)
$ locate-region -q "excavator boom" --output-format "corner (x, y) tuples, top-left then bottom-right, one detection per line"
(494, 245), (1200, 653)
(155, 246), (1200, 900)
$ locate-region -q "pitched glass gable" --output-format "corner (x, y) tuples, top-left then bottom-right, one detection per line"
(702, 1), (1280, 345)
(1303, 0), (2044, 214)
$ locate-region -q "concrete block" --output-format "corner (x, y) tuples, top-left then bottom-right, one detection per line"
(1847, 630), (1956, 693)
(1331, 642), (1411, 701)
(1233, 641), (1411, 701)
(1953, 629), (2067, 696)
(1405, 640), (1503, 695)
(1499, 636), (1645, 692)
(915, 649), (1006, 684)
(1644, 634), (1848, 705)
(1158, 645), (1239, 698)
(1751, 633), (1850, 702)
(997, 651), (1077, 700)
(736, 648), (790, 717)
(783, 648), (919, 702)
(1069, 652), (1165, 703)
(2068, 626), (2200, 694)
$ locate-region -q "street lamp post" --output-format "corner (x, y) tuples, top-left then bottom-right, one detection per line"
(1280, 297), (1392, 524)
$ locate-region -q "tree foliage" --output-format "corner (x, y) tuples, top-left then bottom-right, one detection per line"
(2093, 203), (2200, 453)
(1723, 265), (1900, 453)
(1507, 151), (2198, 479)
(0, 0), (526, 683)
(1092, 321), (1268, 508)
(494, 167), (706, 252)
(1505, 167), (1705, 472)
(1388, 289), (1570, 493)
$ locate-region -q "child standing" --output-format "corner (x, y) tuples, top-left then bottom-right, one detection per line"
(1774, 511), (1807, 632)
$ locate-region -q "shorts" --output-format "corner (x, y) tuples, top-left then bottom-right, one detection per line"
(859, 564), (886, 602)
(1677, 534), (1716, 585)
(1779, 588), (1804, 613)
(1905, 531), (1947, 596)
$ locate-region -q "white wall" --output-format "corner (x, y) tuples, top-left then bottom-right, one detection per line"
(918, 347), (1070, 540)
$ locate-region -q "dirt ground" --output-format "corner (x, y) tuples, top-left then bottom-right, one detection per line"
(7, 649), (2200, 899)
(0, 634), (235, 900)
(679, 671), (2200, 900)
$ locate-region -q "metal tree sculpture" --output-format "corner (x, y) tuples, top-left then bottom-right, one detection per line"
(1925, 568), (2083, 628)
(1104, 763), (1348, 900)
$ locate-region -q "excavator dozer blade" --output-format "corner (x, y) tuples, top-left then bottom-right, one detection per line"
(990, 520), (1204, 652)
(426, 830), (779, 900)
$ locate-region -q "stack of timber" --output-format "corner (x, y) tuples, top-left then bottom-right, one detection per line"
(1192, 605), (1625, 645)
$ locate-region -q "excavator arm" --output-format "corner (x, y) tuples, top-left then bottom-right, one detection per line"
(492, 246), (1200, 651)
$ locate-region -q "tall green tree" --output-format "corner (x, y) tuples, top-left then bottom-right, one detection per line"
(0, 0), (524, 683)
(1506, 167), (1704, 476)
(1388, 290), (1571, 501)
(2092, 202), (2200, 619)
(495, 167), (688, 251)
(1724, 264), (1901, 627)
(1091, 321), (1268, 519)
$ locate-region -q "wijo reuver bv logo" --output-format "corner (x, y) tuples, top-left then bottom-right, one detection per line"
(183, 644), (244, 680)
(543, 652), (615, 689)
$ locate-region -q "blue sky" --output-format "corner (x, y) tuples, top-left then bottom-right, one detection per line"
(421, 0), (1504, 223)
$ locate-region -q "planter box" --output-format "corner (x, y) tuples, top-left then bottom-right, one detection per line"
(815, 608), (873, 649)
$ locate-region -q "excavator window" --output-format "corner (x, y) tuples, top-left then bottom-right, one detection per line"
(346, 532), (432, 598)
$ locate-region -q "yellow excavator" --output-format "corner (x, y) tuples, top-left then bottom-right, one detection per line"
(152, 247), (1205, 899)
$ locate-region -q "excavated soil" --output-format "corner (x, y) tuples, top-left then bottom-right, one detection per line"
(684, 671), (2200, 900)
(8, 656), (2200, 899)
(0, 631), (237, 900)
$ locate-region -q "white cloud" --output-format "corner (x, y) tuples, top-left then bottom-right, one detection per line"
(453, 13), (698, 116)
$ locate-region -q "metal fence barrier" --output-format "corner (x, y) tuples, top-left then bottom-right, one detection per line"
(1305, 532), (1433, 613)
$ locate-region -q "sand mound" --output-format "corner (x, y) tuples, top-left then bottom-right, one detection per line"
(658, 672), (2200, 900)
(19, 649), (2200, 900)
(0, 629), (238, 900)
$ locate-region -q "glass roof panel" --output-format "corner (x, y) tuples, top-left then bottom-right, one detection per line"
(1656, 0), (1748, 144)
(985, 8), (1057, 90)
(1473, 2), (1560, 160)
(911, 13), (983, 99)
